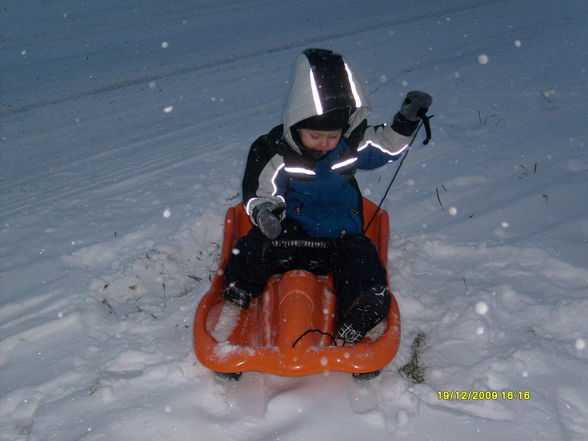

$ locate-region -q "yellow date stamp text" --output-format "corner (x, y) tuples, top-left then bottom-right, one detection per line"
(437, 390), (531, 401)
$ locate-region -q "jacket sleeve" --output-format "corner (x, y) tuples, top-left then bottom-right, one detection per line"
(242, 132), (286, 223)
(353, 113), (419, 170)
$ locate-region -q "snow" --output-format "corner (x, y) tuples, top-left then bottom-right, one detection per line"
(1, 0), (587, 439)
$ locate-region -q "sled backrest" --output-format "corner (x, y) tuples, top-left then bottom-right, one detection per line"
(219, 198), (389, 268)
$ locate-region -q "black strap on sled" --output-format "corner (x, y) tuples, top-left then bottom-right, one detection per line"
(292, 329), (338, 348)
(363, 114), (433, 235)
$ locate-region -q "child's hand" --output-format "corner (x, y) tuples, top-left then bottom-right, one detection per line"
(254, 202), (284, 239)
(400, 91), (433, 121)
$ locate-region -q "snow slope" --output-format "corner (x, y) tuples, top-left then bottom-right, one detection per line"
(1, 0), (587, 440)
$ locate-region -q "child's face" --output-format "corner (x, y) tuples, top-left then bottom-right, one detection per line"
(299, 128), (342, 154)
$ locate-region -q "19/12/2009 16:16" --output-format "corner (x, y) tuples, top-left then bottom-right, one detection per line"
(437, 390), (531, 401)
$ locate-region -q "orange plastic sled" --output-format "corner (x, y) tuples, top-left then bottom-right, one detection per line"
(193, 198), (401, 378)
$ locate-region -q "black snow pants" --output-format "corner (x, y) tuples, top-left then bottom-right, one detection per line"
(224, 217), (390, 333)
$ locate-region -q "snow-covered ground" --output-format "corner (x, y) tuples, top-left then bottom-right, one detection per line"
(1, 0), (587, 439)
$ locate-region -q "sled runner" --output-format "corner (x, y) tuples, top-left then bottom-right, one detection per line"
(193, 198), (400, 378)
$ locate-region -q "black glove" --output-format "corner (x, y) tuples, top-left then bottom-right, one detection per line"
(254, 202), (284, 239)
(400, 91), (433, 121)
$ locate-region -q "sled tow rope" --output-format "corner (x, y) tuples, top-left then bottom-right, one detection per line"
(292, 329), (338, 348)
(363, 114), (433, 234)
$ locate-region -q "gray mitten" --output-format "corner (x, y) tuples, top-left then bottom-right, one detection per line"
(400, 91), (433, 121)
(254, 202), (284, 239)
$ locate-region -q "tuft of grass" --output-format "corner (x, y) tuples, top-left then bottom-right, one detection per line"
(399, 331), (427, 384)
(477, 111), (502, 127)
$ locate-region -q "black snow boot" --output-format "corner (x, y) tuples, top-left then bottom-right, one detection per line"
(223, 284), (254, 309)
(337, 285), (391, 344)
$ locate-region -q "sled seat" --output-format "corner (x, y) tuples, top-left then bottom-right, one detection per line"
(193, 198), (401, 376)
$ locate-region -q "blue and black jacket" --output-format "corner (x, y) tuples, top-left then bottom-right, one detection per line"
(242, 49), (418, 238)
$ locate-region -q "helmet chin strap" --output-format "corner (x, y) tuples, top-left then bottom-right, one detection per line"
(291, 127), (329, 161)
(302, 147), (328, 161)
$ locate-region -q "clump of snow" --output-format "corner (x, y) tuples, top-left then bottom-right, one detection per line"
(475, 301), (489, 315)
(478, 54), (489, 64)
(210, 303), (241, 342)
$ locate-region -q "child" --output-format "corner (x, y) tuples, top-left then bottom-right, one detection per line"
(224, 48), (432, 344)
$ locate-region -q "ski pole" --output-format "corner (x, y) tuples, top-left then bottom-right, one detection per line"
(363, 115), (433, 235)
